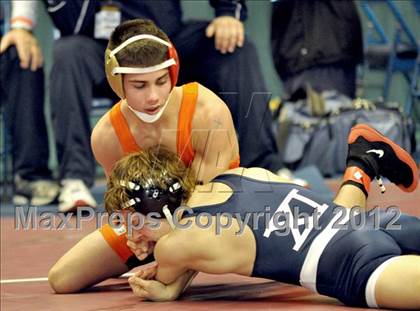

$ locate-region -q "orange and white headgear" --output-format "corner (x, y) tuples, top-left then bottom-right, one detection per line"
(105, 34), (179, 123)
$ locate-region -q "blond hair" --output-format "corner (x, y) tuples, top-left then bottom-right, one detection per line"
(105, 147), (195, 214)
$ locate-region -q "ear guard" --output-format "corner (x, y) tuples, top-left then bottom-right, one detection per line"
(120, 174), (183, 218)
(105, 34), (179, 99)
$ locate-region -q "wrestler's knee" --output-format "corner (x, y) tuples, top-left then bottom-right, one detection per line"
(48, 262), (82, 294)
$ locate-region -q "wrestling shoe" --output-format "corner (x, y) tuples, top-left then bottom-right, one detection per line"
(58, 179), (97, 212)
(346, 123), (418, 193)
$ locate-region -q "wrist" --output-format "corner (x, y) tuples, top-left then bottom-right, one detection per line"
(10, 27), (33, 35)
(165, 283), (182, 301)
(10, 16), (34, 32)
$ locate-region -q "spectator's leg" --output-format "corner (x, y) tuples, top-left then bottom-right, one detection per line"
(50, 36), (107, 187)
(0, 47), (52, 181)
(0, 47), (59, 205)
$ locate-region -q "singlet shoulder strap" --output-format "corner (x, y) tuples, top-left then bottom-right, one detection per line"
(109, 102), (141, 154)
(177, 82), (198, 165)
(211, 174), (244, 192)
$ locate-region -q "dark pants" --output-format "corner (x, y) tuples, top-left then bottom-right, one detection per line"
(282, 63), (357, 99)
(0, 47), (52, 181)
(50, 36), (116, 186)
(174, 22), (282, 171)
(50, 24), (282, 186)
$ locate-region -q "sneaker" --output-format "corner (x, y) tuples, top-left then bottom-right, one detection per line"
(58, 179), (97, 212)
(13, 176), (59, 206)
(347, 124), (418, 192)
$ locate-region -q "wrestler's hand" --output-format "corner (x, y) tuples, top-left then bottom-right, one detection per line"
(134, 264), (158, 280)
(129, 267), (176, 302)
(206, 16), (244, 54)
(0, 28), (43, 71)
(127, 237), (155, 261)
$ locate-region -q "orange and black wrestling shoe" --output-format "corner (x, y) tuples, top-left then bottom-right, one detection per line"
(346, 123), (418, 193)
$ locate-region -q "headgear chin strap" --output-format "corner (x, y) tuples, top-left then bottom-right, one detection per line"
(105, 34), (180, 99)
(127, 97), (170, 123)
(119, 173), (184, 218)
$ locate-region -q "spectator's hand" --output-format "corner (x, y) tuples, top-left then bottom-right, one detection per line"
(206, 16), (244, 54)
(0, 28), (43, 71)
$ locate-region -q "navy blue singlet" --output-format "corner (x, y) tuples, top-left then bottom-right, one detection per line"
(184, 173), (420, 307)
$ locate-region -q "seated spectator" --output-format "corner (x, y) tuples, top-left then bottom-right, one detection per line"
(0, 8), (58, 205)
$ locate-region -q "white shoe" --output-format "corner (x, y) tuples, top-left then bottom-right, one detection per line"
(58, 179), (97, 212)
(13, 176), (59, 206)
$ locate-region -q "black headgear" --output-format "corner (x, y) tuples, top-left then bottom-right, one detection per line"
(120, 171), (184, 218)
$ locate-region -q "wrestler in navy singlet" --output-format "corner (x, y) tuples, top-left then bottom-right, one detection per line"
(185, 173), (420, 307)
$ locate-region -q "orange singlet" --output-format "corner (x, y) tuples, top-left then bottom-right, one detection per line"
(102, 82), (239, 264)
(109, 82), (239, 168)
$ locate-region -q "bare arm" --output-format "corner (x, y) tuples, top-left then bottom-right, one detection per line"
(153, 222), (251, 284)
(127, 221), (200, 302)
(91, 114), (124, 177)
(191, 85), (239, 184)
(129, 268), (198, 301)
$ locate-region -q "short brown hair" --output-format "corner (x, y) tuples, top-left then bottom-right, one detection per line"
(105, 147), (195, 214)
(108, 19), (170, 67)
